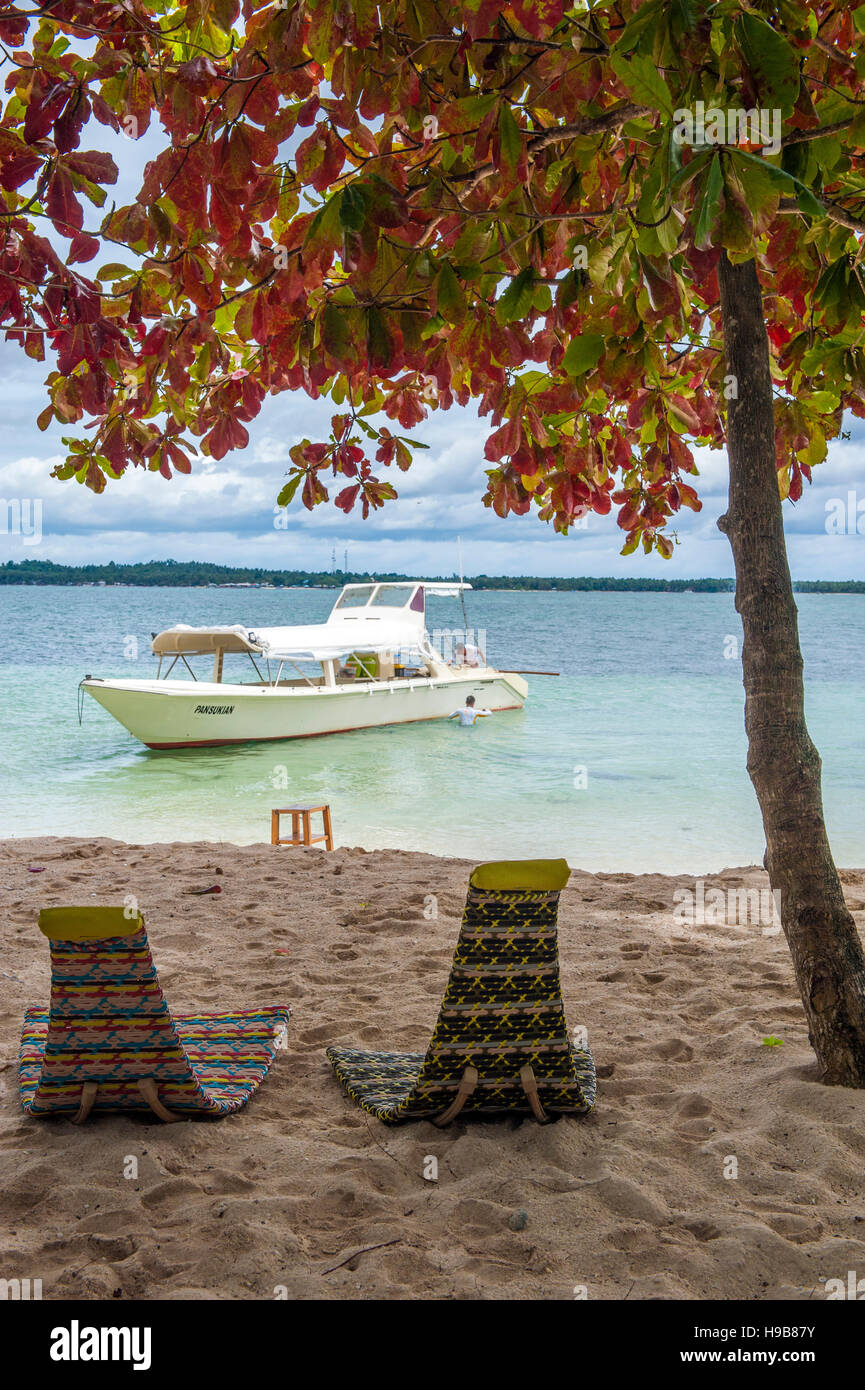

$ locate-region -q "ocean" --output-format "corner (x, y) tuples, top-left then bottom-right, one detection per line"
(1, 584), (862, 872)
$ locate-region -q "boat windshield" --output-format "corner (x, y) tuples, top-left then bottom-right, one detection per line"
(335, 583), (419, 610)
(370, 586), (416, 607)
(334, 585), (376, 608)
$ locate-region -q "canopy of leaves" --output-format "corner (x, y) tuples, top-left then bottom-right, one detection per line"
(1, 0), (864, 551)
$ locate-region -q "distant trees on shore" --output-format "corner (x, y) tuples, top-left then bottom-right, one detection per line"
(0, 560), (861, 593)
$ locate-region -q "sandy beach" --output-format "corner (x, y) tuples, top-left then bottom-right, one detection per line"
(2, 835), (865, 1302)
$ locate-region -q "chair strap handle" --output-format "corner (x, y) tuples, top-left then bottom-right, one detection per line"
(71, 1081), (98, 1125)
(137, 1077), (183, 1123)
(520, 1064), (550, 1123)
(433, 1065), (478, 1127)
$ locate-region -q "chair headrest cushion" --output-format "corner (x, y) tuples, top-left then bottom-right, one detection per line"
(38, 906), (144, 941)
(470, 859), (571, 892)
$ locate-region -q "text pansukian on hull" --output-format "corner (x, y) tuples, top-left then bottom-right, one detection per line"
(80, 581), (528, 749)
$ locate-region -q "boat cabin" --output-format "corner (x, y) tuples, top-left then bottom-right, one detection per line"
(149, 581), (477, 689)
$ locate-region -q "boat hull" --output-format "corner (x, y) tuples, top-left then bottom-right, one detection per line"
(81, 673), (528, 748)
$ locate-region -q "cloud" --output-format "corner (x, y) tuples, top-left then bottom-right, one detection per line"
(2, 337), (864, 577)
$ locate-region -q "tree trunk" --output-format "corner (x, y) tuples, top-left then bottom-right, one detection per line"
(717, 250), (865, 1084)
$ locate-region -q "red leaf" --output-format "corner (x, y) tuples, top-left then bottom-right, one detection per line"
(0, 149), (41, 190)
(24, 79), (72, 144)
(177, 56), (219, 95)
(668, 394), (702, 433)
(335, 483), (360, 512)
(297, 96), (320, 127)
(205, 415), (248, 460)
(211, 183), (241, 241)
(46, 167), (83, 233)
(68, 231), (100, 264)
(167, 444), (192, 474)
(54, 92), (89, 154)
(508, 0), (563, 37)
(593, 489), (612, 515)
(65, 150), (118, 185)
(484, 416), (523, 461)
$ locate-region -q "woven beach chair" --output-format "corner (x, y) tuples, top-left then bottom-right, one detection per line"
(19, 906), (289, 1123)
(327, 859), (596, 1125)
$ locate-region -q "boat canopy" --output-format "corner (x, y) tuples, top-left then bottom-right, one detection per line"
(151, 625), (258, 656)
(150, 580), (469, 664)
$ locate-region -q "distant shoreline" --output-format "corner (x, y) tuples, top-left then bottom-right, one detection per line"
(0, 560), (863, 593)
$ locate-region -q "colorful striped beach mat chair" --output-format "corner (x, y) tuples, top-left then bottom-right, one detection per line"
(327, 859), (596, 1125)
(19, 906), (289, 1123)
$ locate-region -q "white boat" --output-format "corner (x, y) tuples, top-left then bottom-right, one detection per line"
(80, 581), (528, 749)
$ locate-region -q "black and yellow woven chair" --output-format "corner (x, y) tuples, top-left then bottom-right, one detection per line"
(327, 858), (596, 1125)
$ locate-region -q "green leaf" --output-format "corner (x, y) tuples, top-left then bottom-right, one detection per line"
(277, 473), (303, 508)
(304, 191), (343, 258)
(321, 302), (360, 369)
(338, 182), (368, 232)
(735, 12), (800, 117)
(532, 282), (552, 313)
(365, 305), (393, 371)
(670, 0), (699, 39)
(496, 267), (536, 324)
(498, 103), (522, 176)
(435, 262), (467, 323)
(97, 262), (134, 281)
(306, 1), (334, 65)
(562, 333), (605, 377)
(609, 51), (674, 118)
(693, 154), (724, 250)
(556, 269), (580, 312)
(730, 148), (823, 220)
(616, 0), (663, 55)
(421, 314), (445, 340)
(807, 390), (841, 414)
(797, 425), (827, 468)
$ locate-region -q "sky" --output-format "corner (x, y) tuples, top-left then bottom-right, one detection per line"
(3, 337), (865, 579)
(1, 97), (864, 579)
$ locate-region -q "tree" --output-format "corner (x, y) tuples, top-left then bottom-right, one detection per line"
(3, 0), (865, 1079)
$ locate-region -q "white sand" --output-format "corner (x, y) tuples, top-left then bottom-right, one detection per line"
(2, 836), (865, 1301)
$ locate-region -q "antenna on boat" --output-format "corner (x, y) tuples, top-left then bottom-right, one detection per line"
(457, 536), (470, 632)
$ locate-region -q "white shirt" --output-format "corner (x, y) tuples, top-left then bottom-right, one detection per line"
(451, 706), (491, 726)
(456, 643), (482, 667)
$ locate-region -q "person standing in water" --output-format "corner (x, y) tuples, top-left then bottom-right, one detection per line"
(448, 695), (492, 727)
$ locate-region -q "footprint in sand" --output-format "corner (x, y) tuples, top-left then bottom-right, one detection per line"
(140, 1178), (203, 1211)
(682, 1216), (723, 1242)
(653, 1038), (694, 1062)
(677, 1092), (711, 1118)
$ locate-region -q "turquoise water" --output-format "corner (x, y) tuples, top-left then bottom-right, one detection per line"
(0, 586), (862, 872)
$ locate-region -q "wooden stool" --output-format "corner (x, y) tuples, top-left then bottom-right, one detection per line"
(271, 804), (333, 851)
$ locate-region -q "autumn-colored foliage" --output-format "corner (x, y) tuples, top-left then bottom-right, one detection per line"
(1, 2), (863, 552)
